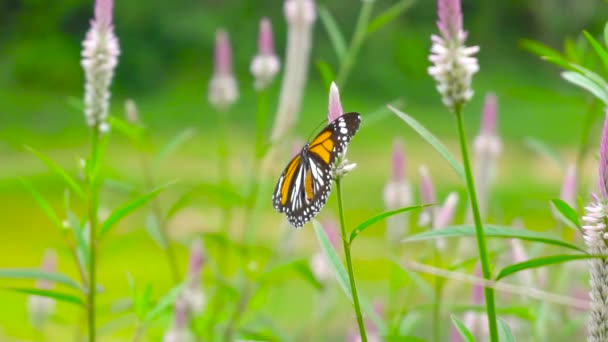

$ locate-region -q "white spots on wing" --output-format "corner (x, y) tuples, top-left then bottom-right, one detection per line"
(340, 127), (348, 134)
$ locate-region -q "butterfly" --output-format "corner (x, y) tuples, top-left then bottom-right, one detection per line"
(272, 112), (362, 228)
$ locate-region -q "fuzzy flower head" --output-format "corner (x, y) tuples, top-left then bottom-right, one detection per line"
(284, 0), (316, 26)
(27, 249), (57, 329)
(599, 110), (608, 199)
(208, 29), (238, 111)
(251, 18), (280, 90)
(182, 239), (206, 315)
(428, 0), (479, 110)
(418, 165), (437, 226)
(81, 0), (120, 133)
(433, 192), (458, 250)
(328, 82), (344, 122)
(162, 296), (195, 342)
(384, 138), (413, 243)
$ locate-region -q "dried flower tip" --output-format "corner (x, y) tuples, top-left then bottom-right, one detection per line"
(81, 0), (120, 132)
(251, 18), (280, 90)
(328, 82), (343, 123)
(208, 29), (238, 111)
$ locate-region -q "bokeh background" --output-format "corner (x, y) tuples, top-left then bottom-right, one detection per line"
(2, 0), (608, 340)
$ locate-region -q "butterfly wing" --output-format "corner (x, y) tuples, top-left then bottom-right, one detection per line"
(272, 112), (362, 228)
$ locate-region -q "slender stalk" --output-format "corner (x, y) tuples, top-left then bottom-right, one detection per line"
(336, 0), (375, 86)
(138, 151), (180, 282)
(454, 105), (498, 341)
(335, 179), (367, 341)
(87, 128), (100, 342)
(432, 247), (443, 342)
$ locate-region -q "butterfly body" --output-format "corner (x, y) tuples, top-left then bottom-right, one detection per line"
(272, 112), (361, 228)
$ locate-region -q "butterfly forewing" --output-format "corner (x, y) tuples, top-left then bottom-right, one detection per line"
(272, 112), (361, 228)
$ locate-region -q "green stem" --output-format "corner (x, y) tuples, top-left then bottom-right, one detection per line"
(335, 179), (367, 341)
(88, 127), (100, 342)
(454, 105), (499, 342)
(432, 248), (442, 342)
(336, 0), (375, 86)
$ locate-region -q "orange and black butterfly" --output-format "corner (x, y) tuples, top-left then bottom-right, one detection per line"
(272, 112), (362, 228)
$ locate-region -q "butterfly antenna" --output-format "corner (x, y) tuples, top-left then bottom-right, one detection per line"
(306, 118), (329, 141)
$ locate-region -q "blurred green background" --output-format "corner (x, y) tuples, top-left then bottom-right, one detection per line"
(1, 0), (608, 340)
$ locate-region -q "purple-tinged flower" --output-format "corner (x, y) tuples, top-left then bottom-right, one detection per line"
(434, 192), (458, 250)
(467, 93), (501, 222)
(418, 165), (437, 226)
(463, 264), (489, 340)
(428, 0), (479, 110)
(181, 239), (206, 315)
(560, 164), (578, 208)
(124, 99), (139, 124)
(328, 82), (344, 122)
(27, 249), (57, 329)
(384, 139), (413, 243)
(582, 113), (608, 341)
(310, 219), (339, 284)
(270, 0), (316, 141)
(251, 18), (280, 90)
(208, 29), (238, 111)
(81, 0), (120, 133)
(163, 296), (195, 342)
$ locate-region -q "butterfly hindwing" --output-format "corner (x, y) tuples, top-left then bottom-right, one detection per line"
(273, 112), (361, 228)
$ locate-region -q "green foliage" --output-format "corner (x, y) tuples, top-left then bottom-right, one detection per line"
(550, 199), (581, 231)
(495, 254), (595, 281)
(349, 204), (427, 243)
(0, 268), (82, 292)
(451, 315), (476, 342)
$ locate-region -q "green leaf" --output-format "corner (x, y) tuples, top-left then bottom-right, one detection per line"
(367, 0), (415, 34)
(154, 127), (197, 166)
(519, 38), (567, 62)
(498, 318), (516, 342)
(350, 204), (427, 243)
(583, 30), (608, 72)
(67, 209), (90, 268)
(109, 116), (145, 145)
(2, 287), (85, 306)
(389, 105), (465, 181)
(144, 213), (168, 250)
(316, 60), (336, 90)
(312, 220), (387, 334)
(550, 199), (581, 231)
(402, 224), (584, 252)
(523, 137), (565, 169)
(260, 258), (323, 290)
(24, 145), (86, 200)
(143, 281), (187, 324)
(365, 98), (405, 126)
(99, 182), (173, 238)
(66, 96), (84, 112)
(450, 315), (476, 342)
(0, 268), (83, 291)
(19, 178), (64, 231)
(542, 56), (576, 71)
(495, 254), (595, 281)
(318, 6), (347, 60)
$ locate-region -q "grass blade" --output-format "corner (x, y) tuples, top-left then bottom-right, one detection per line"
(67, 209), (90, 268)
(143, 280), (186, 324)
(367, 0), (415, 34)
(19, 178), (64, 231)
(319, 6), (347, 60)
(2, 287), (85, 306)
(349, 204), (427, 244)
(312, 220), (386, 334)
(562, 71), (608, 105)
(0, 269), (83, 291)
(583, 30), (608, 73)
(24, 145), (86, 200)
(402, 224), (584, 252)
(498, 318), (515, 342)
(99, 182), (173, 238)
(550, 199), (581, 231)
(450, 315), (475, 342)
(389, 105), (465, 181)
(154, 127), (197, 166)
(495, 254), (594, 281)
(523, 137), (565, 169)
(519, 38), (566, 62)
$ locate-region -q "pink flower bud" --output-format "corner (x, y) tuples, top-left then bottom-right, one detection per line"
(328, 82), (343, 122)
(480, 93), (497, 136)
(251, 18), (280, 90)
(560, 164), (577, 208)
(208, 29), (238, 110)
(391, 138), (406, 182)
(599, 110), (608, 199)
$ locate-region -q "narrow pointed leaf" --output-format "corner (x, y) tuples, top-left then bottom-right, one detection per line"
(562, 71), (608, 105)
(450, 315), (475, 342)
(498, 318), (515, 342)
(154, 127), (197, 166)
(350, 204), (427, 243)
(67, 209), (90, 267)
(496, 254), (595, 281)
(99, 183), (173, 238)
(0, 269), (83, 291)
(19, 178), (64, 231)
(402, 224), (584, 252)
(144, 213), (167, 250)
(143, 280), (187, 324)
(312, 220), (386, 334)
(583, 30), (608, 72)
(389, 105), (465, 181)
(523, 137), (565, 169)
(2, 287), (85, 306)
(24, 146), (85, 200)
(367, 0), (415, 34)
(316, 60), (336, 90)
(319, 6), (347, 60)
(550, 199), (581, 231)
(519, 39), (566, 61)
